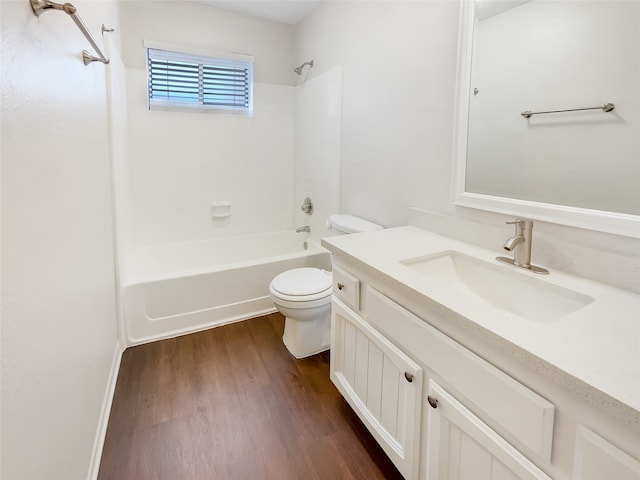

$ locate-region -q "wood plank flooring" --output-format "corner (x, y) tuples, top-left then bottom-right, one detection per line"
(98, 313), (404, 479)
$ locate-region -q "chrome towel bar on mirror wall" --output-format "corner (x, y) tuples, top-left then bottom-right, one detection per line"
(521, 102), (615, 119)
(29, 0), (111, 66)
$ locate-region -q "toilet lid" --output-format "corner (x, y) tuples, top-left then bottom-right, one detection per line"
(271, 268), (332, 296)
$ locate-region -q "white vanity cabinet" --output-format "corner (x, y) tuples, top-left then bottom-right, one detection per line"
(365, 286), (555, 480)
(331, 297), (423, 480)
(323, 228), (640, 480)
(330, 260), (556, 480)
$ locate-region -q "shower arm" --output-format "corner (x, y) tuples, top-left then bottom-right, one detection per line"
(30, 0), (110, 65)
(294, 60), (314, 75)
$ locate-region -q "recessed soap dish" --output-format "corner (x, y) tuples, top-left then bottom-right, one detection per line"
(211, 201), (231, 219)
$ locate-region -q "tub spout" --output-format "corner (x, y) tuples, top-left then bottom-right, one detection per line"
(296, 225), (311, 233)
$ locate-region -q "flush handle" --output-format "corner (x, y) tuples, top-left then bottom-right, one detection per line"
(337, 283), (345, 291)
(427, 395), (438, 409)
(404, 372), (414, 383)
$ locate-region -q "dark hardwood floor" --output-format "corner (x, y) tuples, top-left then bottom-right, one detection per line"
(98, 313), (404, 479)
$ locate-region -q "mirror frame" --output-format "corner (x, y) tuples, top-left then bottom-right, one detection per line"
(452, 0), (640, 238)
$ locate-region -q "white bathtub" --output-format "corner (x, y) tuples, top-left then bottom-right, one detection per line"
(122, 231), (331, 345)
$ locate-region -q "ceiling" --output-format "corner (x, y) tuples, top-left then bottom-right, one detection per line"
(475, 0), (532, 21)
(194, 0), (322, 25)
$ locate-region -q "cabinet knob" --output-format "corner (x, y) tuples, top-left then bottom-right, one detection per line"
(427, 395), (438, 409)
(337, 283), (345, 291)
(404, 372), (414, 383)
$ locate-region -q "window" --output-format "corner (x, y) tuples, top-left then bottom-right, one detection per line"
(146, 46), (253, 114)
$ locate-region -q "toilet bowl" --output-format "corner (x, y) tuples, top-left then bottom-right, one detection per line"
(270, 214), (383, 358)
(269, 268), (332, 359)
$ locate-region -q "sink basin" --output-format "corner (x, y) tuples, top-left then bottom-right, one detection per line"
(400, 251), (593, 323)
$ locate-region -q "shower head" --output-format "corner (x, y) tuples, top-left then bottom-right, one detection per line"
(293, 60), (314, 75)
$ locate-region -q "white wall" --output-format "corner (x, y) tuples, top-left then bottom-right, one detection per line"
(295, 0), (461, 228)
(119, 1), (296, 85)
(1, 0), (121, 478)
(295, 0), (640, 292)
(119, 2), (298, 248)
(467, 1), (640, 215)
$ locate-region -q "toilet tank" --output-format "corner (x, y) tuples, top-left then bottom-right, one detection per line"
(328, 214), (383, 234)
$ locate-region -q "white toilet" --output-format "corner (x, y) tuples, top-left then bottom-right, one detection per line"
(269, 214), (383, 358)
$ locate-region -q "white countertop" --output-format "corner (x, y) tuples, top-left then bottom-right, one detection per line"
(322, 226), (640, 419)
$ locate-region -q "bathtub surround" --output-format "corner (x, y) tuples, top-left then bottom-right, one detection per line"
(105, 33), (134, 349)
(293, 66), (342, 240)
(119, 1), (298, 248)
(126, 76), (296, 247)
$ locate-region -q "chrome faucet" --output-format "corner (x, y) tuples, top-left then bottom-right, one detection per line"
(504, 219), (532, 268)
(296, 225), (311, 233)
(496, 219), (549, 274)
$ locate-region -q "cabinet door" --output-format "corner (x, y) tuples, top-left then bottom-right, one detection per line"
(331, 298), (423, 480)
(573, 425), (640, 480)
(426, 380), (551, 480)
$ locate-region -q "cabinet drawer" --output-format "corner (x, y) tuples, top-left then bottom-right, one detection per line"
(366, 287), (555, 464)
(332, 265), (360, 310)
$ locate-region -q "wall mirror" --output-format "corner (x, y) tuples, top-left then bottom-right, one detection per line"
(452, 0), (640, 237)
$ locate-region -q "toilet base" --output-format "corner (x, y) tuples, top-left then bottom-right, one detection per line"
(282, 310), (331, 359)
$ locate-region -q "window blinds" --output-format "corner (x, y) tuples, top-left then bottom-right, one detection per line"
(147, 48), (253, 113)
